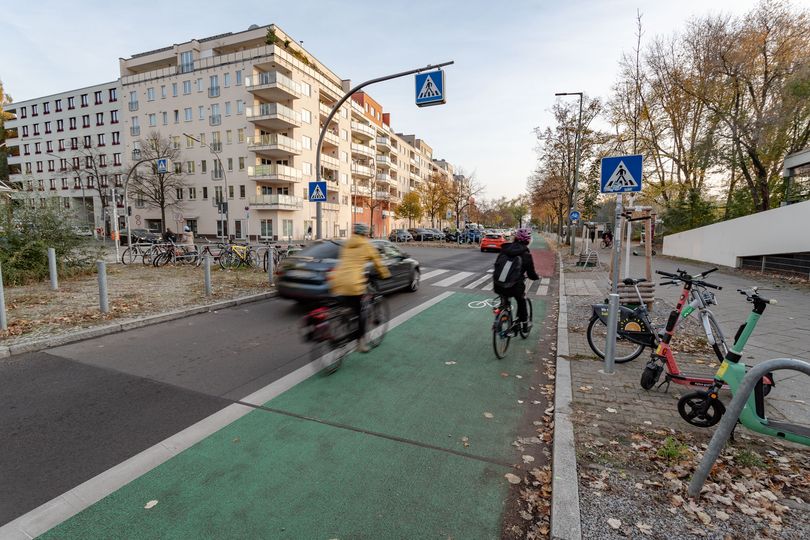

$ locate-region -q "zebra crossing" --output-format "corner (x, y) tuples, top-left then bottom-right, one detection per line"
(420, 267), (552, 295)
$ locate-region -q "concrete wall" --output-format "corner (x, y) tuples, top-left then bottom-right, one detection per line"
(663, 199), (810, 267)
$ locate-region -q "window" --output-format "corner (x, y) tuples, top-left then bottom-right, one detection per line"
(188, 187), (196, 200)
(340, 151), (348, 163)
(46, 141), (53, 153)
(148, 113), (157, 127)
(109, 88), (117, 102)
(302, 162), (312, 175)
(34, 142), (41, 154)
(214, 186), (223, 203)
(147, 88), (155, 101)
(69, 117), (76, 130)
(32, 104), (38, 116)
(37, 179), (44, 190)
(196, 78), (203, 92)
(174, 162), (182, 174)
(33, 123), (40, 135)
(184, 107), (192, 122)
(238, 157), (245, 170)
(80, 94), (89, 107)
(58, 140), (65, 152)
(283, 219), (293, 239)
(82, 115), (90, 128)
(260, 219), (272, 239)
(198, 106), (205, 120)
(185, 134), (194, 148)
(225, 101), (231, 116)
(200, 160), (207, 173)
(183, 80), (192, 94)
(62, 178), (69, 189)
(302, 135), (312, 150)
(43, 102), (50, 114)
(49, 179), (56, 190)
(48, 159), (54, 172)
(341, 129), (348, 140)
(113, 153), (121, 166)
(71, 139), (79, 151)
(20, 106), (27, 118)
(114, 174), (122, 187)
(237, 128), (245, 143)
(44, 121), (51, 134)
(162, 111), (168, 125)
(160, 85), (167, 99)
(99, 155), (107, 167)
(57, 119), (64, 131)
(176, 188), (184, 200)
(226, 130), (232, 144)
(98, 133), (106, 146)
(111, 110), (118, 123)
(55, 99), (63, 112)
(202, 186), (208, 199)
(224, 73), (231, 87)
(209, 74), (218, 91)
(228, 185), (234, 199)
(239, 185), (245, 198)
(186, 161), (195, 174)
(85, 156), (93, 168)
(301, 82), (311, 96)
(236, 100), (244, 114)
(112, 131), (120, 145)
(96, 112), (104, 125)
(87, 176), (95, 188)
(227, 157), (233, 171)
(94, 91), (103, 104)
(68, 96), (75, 109)
(172, 83), (178, 97)
(236, 70), (242, 85)
(25, 163), (31, 174)
(23, 143), (30, 155)
(83, 135), (91, 148)
(72, 156), (80, 168)
(22, 126), (28, 137)
(340, 173), (348, 184)
(180, 51), (194, 73)
(171, 136), (180, 149)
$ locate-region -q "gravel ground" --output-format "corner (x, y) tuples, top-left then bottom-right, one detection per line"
(0, 264), (272, 346)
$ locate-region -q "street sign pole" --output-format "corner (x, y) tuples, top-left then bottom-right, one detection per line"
(314, 60), (454, 239)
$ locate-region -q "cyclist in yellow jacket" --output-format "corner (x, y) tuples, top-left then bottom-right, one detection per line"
(329, 223), (391, 352)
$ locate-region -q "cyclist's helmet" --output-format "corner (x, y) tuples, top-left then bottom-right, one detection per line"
(184, 226), (191, 232)
(515, 228), (531, 244)
(353, 223), (370, 237)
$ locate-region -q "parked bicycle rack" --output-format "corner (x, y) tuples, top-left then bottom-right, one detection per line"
(688, 358), (810, 498)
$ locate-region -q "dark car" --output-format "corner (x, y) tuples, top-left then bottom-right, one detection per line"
(276, 239), (421, 301)
(120, 228), (161, 245)
(408, 228), (436, 241)
(389, 229), (413, 242)
(426, 228), (445, 241)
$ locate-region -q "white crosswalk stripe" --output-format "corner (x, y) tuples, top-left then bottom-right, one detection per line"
(418, 267), (552, 293)
(433, 271), (475, 287)
(537, 285), (549, 296)
(465, 275), (492, 289)
(421, 269), (450, 281)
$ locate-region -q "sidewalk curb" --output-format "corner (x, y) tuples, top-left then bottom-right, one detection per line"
(0, 291), (276, 359)
(551, 254), (583, 540)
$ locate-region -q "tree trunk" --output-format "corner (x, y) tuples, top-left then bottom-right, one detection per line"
(160, 205), (166, 232)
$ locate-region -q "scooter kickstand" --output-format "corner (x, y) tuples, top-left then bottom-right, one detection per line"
(656, 377), (671, 393)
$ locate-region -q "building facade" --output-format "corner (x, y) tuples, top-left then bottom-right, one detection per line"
(4, 24), (458, 240)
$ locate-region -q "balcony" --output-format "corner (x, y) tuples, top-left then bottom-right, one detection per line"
(247, 103), (300, 130)
(208, 86), (220, 98)
(320, 153), (340, 171)
(247, 164), (302, 183)
(246, 71), (302, 101)
(322, 130), (340, 149)
(351, 185), (371, 195)
(128, 101), (139, 111)
(351, 122), (375, 141)
(375, 155), (392, 168)
(351, 163), (373, 178)
(209, 114), (222, 126)
(130, 126), (141, 137)
(376, 136), (391, 150)
(351, 142), (374, 159)
(211, 142), (223, 152)
(318, 101), (336, 119)
(247, 134), (301, 158)
(248, 194), (304, 210)
(376, 173), (392, 184)
(375, 191), (391, 200)
(322, 201), (340, 212)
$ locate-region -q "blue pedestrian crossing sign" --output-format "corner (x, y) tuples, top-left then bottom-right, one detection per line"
(600, 154), (643, 193)
(308, 181), (327, 202)
(156, 158), (168, 174)
(569, 210), (581, 222)
(415, 70), (446, 107)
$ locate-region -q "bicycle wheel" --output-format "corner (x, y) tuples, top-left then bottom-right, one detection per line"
(493, 308), (512, 359)
(154, 250), (172, 267)
(219, 250), (235, 269)
(366, 295), (390, 349)
(519, 298), (533, 339)
(142, 246), (157, 266)
(121, 247), (135, 265)
(586, 316), (645, 363)
(705, 313), (728, 361)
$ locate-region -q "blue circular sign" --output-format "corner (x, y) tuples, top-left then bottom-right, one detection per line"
(569, 210), (581, 222)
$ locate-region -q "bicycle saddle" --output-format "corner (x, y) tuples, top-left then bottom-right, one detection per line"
(623, 278), (647, 286)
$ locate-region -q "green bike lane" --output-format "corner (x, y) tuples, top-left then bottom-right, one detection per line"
(42, 282), (550, 538)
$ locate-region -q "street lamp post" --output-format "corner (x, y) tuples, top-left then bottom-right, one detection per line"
(554, 91), (584, 255)
(184, 133), (228, 241)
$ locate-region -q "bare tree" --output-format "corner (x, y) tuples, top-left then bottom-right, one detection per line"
(445, 171), (484, 229)
(362, 176), (388, 237)
(417, 173), (449, 227)
(129, 131), (189, 230)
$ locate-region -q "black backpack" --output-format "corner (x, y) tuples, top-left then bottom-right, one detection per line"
(493, 250), (523, 289)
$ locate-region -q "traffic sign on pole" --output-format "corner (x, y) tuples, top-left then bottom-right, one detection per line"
(415, 70), (446, 107)
(308, 181), (327, 202)
(569, 210), (581, 222)
(600, 154), (643, 193)
(156, 158), (168, 174)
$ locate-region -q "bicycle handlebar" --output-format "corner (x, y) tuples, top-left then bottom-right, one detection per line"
(656, 269), (721, 290)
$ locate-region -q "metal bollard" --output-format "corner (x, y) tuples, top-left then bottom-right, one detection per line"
(203, 254), (212, 296)
(267, 248), (275, 286)
(47, 248), (58, 290)
(0, 260), (7, 331)
(602, 293), (620, 375)
(97, 260), (109, 313)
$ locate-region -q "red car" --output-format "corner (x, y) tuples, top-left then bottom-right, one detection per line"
(480, 233), (506, 252)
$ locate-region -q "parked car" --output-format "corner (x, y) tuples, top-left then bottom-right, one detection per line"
(408, 228), (437, 241)
(120, 228), (161, 245)
(276, 239), (421, 302)
(426, 228), (445, 241)
(480, 233), (506, 252)
(389, 229), (414, 242)
(463, 228), (483, 243)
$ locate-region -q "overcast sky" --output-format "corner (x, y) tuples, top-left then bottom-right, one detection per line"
(3, 0), (765, 199)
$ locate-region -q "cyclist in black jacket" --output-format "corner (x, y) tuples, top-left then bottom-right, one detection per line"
(493, 228), (539, 332)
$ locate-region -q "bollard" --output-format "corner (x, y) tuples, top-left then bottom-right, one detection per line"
(47, 248), (58, 290)
(602, 293), (620, 375)
(97, 260), (109, 314)
(267, 248), (275, 286)
(203, 254), (212, 296)
(0, 260), (7, 331)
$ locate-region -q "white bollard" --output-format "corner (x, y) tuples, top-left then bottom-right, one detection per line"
(267, 248), (275, 286)
(48, 248), (58, 290)
(203, 254), (212, 296)
(0, 260), (7, 331)
(97, 261), (109, 313)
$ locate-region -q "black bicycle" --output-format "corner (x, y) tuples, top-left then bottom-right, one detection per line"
(492, 295), (533, 359)
(301, 285), (390, 374)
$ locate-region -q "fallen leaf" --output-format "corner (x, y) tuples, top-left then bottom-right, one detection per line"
(505, 473), (521, 484)
(483, 412), (494, 419)
(520, 510), (533, 521)
(144, 500), (158, 509)
(607, 518), (621, 529)
(606, 408), (618, 414)
(697, 511), (711, 525)
(715, 510), (729, 521)
(522, 455), (535, 464)
(445, 361), (457, 365)
(636, 522), (652, 535)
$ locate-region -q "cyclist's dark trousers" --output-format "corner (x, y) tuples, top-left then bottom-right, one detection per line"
(496, 282), (528, 322)
(341, 295), (365, 339)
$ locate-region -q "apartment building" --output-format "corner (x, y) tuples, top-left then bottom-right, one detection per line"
(4, 81), (124, 232)
(4, 24), (459, 240)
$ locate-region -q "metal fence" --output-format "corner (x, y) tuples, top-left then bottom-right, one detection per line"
(740, 252), (810, 277)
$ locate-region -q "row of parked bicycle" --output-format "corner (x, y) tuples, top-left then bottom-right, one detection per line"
(585, 267), (808, 447)
(389, 227), (486, 243)
(120, 240), (304, 271)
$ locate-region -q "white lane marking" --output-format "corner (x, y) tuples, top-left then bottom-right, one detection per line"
(482, 280), (494, 291)
(537, 285), (549, 296)
(465, 275), (492, 289)
(432, 271), (474, 288)
(420, 269), (449, 281)
(487, 269), (494, 273)
(1, 292), (456, 540)
(541, 278), (551, 285)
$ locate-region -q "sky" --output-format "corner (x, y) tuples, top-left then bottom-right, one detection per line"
(2, 0), (766, 200)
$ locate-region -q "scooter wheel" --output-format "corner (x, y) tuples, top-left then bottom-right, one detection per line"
(677, 392), (726, 427)
(640, 363), (663, 390)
